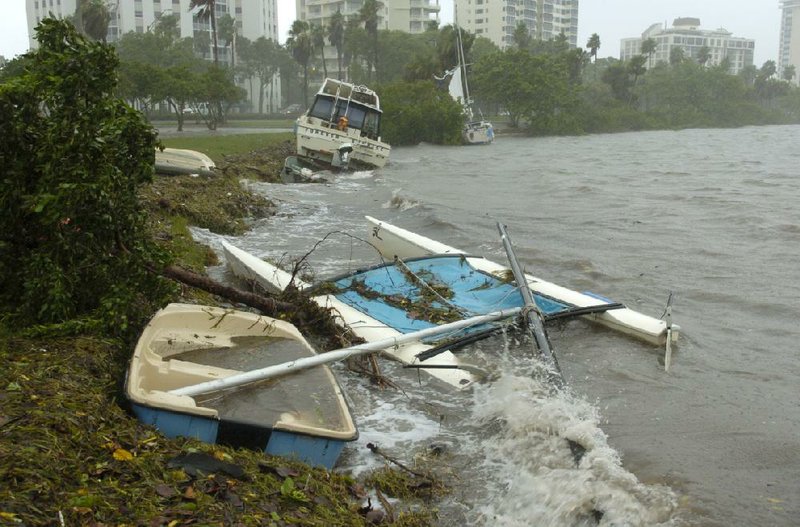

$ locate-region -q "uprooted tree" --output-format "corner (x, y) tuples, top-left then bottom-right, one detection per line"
(0, 19), (343, 344)
(0, 19), (177, 338)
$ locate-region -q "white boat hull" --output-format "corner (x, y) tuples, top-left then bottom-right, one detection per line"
(463, 121), (494, 145)
(365, 216), (679, 347)
(155, 148), (216, 176)
(296, 118), (391, 170)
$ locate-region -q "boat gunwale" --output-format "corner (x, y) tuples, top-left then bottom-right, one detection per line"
(125, 303), (358, 441)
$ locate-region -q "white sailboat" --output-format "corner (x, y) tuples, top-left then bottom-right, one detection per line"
(447, 17), (494, 145)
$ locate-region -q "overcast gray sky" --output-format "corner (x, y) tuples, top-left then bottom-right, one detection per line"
(1, 1), (782, 67)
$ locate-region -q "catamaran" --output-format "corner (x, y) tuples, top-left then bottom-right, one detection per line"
(220, 218), (679, 389)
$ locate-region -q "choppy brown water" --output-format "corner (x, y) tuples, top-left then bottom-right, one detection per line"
(201, 125), (800, 526)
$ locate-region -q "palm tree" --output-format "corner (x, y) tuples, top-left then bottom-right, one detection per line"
(189, 0), (218, 64)
(640, 38), (657, 69)
(342, 17), (364, 81)
(783, 64), (796, 82)
(627, 55), (647, 105)
(327, 9), (345, 80)
(760, 60), (777, 79)
(669, 46), (685, 66)
(217, 13), (236, 67)
(586, 33), (600, 63)
(74, 0), (111, 41)
(311, 23), (328, 79)
(512, 21), (531, 50)
(360, 0), (382, 82)
(286, 20), (313, 106)
(697, 45), (712, 67)
(586, 33), (601, 80)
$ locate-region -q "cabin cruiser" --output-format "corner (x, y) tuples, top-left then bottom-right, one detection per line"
(295, 78), (391, 170)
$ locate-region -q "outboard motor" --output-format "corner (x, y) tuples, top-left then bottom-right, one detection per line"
(332, 143), (353, 170)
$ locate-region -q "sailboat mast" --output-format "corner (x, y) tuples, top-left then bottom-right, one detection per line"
(454, 7), (472, 116)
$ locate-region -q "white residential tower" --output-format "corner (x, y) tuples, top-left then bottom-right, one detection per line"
(779, 0), (800, 83)
(454, 0), (580, 50)
(620, 18), (755, 74)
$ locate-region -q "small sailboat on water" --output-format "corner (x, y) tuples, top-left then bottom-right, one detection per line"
(439, 17), (494, 145)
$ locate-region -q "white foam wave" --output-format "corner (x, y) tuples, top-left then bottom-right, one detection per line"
(467, 372), (677, 526)
(382, 188), (420, 211)
(340, 170), (375, 180)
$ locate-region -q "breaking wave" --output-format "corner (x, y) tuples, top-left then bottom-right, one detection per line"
(383, 188), (420, 211)
(465, 368), (677, 527)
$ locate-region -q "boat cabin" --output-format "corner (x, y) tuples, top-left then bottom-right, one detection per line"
(306, 78), (383, 141)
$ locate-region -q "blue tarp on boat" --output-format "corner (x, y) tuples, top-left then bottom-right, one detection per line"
(328, 255), (572, 336)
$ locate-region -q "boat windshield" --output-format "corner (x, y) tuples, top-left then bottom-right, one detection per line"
(308, 96), (381, 140)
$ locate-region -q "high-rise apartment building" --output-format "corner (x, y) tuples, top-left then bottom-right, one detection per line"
(454, 0), (579, 50)
(295, 0), (440, 34)
(620, 18), (755, 75)
(25, 0), (280, 110)
(27, 1), (279, 53)
(295, 0), (441, 79)
(779, 0), (800, 83)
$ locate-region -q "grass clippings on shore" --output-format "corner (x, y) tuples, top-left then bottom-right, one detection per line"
(0, 336), (376, 526)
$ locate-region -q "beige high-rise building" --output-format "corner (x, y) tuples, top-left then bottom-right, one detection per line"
(296, 0), (440, 34)
(454, 0), (579, 50)
(779, 0), (800, 83)
(25, 0), (280, 110)
(295, 0), (440, 79)
(620, 18), (755, 75)
(27, 1), (279, 52)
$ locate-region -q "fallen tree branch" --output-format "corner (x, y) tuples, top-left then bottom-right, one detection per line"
(366, 443), (434, 482)
(161, 265), (295, 316)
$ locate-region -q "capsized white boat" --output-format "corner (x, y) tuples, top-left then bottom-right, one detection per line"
(155, 148), (216, 176)
(295, 78), (391, 170)
(365, 216), (679, 347)
(125, 303), (357, 469)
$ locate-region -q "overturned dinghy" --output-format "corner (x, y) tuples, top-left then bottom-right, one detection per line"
(155, 148), (216, 177)
(125, 303), (358, 469)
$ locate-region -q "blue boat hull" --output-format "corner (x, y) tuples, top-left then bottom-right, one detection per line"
(131, 404), (347, 470)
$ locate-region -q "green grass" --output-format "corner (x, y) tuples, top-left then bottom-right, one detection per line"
(159, 132), (293, 164)
(151, 118), (296, 129)
(225, 119), (296, 128)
